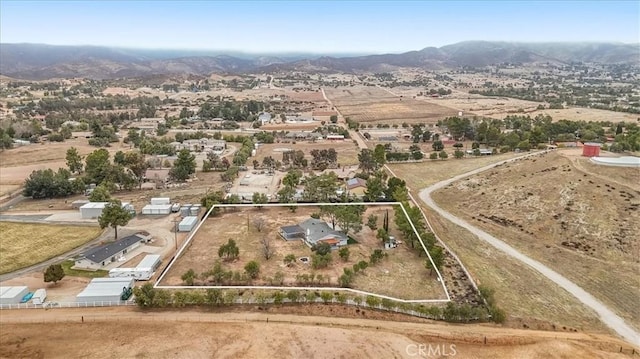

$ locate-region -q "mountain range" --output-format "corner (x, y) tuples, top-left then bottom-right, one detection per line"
(1, 41), (638, 80)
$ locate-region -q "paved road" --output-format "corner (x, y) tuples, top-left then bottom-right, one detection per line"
(418, 151), (640, 345)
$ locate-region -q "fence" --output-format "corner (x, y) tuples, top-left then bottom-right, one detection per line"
(0, 300), (136, 310)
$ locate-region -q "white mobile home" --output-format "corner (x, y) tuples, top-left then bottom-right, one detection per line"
(108, 268), (153, 280)
(32, 289), (47, 305)
(136, 254), (161, 271)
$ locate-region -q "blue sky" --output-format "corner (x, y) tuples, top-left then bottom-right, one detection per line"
(1, 1), (638, 54)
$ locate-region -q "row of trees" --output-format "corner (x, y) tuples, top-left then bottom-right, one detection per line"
(131, 284), (503, 323)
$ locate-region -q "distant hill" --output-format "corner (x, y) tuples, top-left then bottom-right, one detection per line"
(1, 41), (638, 80)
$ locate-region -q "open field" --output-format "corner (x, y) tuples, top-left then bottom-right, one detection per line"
(387, 152), (526, 189)
(161, 205), (446, 300)
(325, 86), (458, 124)
(0, 307), (635, 358)
(390, 153), (616, 332)
(431, 150), (640, 331)
(0, 222), (102, 274)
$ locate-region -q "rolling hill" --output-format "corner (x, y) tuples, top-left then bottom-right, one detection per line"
(1, 41), (638, 80)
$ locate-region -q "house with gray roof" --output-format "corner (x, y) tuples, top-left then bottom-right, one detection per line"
(74, 234), (147, 270)
(279, 218), (348, 249)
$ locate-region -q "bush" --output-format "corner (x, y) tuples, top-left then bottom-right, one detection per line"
(429, 152), (438, 160)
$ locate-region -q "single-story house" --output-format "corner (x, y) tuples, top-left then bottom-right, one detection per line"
(258, 112), (272, 125)
(346, 177), (367, 197)
(280, 218), (348, 249)
(74, 234), (148, 270)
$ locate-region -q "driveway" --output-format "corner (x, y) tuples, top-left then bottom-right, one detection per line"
(418, 151), (640, 345)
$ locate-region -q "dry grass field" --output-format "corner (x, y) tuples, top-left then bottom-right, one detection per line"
(0, 222), (102, 274)
(0, 137), (130, 198)
(431, 150), (640, 331)
(162, 205), (446, 300)
(1, 307), (635, 359)
(389, 153), (618, 332)
(325, 86), (458, 124)
(254, 140), (361, 167)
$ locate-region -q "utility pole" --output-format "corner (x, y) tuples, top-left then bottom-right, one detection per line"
(172, 217), (180, 251)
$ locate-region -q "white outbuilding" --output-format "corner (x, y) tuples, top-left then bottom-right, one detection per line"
(32, 289), (47, 305)
(178, 216), (198, 232)
(80, 201), (133, 219)
(76, 277), (134, 303)
(141, 204), (172, 215)
(0, 286), (29, 305)
(150, 197), (171, 205)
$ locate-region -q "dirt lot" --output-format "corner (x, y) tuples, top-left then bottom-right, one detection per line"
(254, 140), (361, 168)
(161, 205), (446, 300)
(431, 150), (640, 331)
(0, 307), (635, 358)
(0, 272), (90, 302)
(325, 86), (459, 124)
(0, 222), (102, 274)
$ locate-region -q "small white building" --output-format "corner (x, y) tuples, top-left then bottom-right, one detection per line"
(141, 204), (172, 215)
(80, 201), (133, 219)
(0, 286), (29, 305)
(76, 278), (134, 303)
(150, 197), (171, 205)
(108, 254), (161, 281)
(178, 216), (198, 232)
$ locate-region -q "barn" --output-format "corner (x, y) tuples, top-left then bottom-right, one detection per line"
(582, 142), (601, 157)
(76, 277), (134, 303)
(0, 286), (29, 305)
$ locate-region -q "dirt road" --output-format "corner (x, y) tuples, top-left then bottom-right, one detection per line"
(0, 307), (635, 358)
(321, 87), (368, 150)
(418, 151), (640, 345)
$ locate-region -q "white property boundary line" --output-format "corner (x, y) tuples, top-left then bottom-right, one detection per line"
(155, 202), (451, 303)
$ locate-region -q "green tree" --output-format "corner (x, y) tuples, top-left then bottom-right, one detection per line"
(85, 148), (111, 184)
(432, 140), (444, 151)
(372, 144), (387, 167)
(89, 184), (111, 202)
(218, 239), (240, 261)
(123, 151), (148, 189)
(98, 199), (132, 239)
(438, 150), (448, 160)
(366, 214), (378, 230)
(244, 260), (260, 279)
(454, 150), (464, 159)
(181, 269), (196, 285)
(334, 205), (364, 235)
(338, 247), (350, 262)
(357, 149), (378, 173)
(364, 174), (386, 202)
(425, 246), (444, 275)
(66, 147), (83, 174)
(330, 115), (338, 123)
(170, 149), (196, 181)
(252, 192), (268, 208)
(44, 264), (65, 285)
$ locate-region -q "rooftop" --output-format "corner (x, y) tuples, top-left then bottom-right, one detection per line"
(81, 234), (145, 264)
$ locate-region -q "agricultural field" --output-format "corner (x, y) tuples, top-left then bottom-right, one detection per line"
(431, 150), (640, 331)
(324, 86), (458, 124)
(161, 205), (447, 300)
(0, 222), (102, 274)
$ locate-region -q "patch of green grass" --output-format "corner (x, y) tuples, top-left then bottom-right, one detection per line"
(61, 260), (108, 278)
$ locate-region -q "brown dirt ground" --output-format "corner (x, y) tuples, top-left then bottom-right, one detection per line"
(0, 307), (636, 359)
(325, 86), (459, 124)
(431, 150), (640, 332)
(254, 141), (361, 168)
(161, 206), (446, 300)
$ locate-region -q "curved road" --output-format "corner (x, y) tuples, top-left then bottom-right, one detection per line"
(418, 151), (640, 345)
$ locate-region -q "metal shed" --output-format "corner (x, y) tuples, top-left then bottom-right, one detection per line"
(32, 289), (47, 305)
(76, 278), (134, 303)
(0, 286), (29, 305)
(136, 254), (161, 271)
(80, 202), (108, 219)
(141, 204), (172, 215)
(178, 216), (198, 232)
(150, 197), (171, 205)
